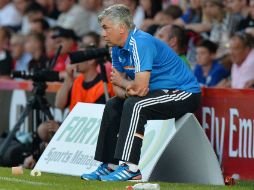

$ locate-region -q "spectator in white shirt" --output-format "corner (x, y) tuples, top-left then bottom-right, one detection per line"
(0, 0), (22, 28)
(56, 0), (91, 37)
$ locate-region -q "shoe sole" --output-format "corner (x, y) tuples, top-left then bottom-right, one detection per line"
(128, 179), (143, 182)
(81, 177), (100, 181)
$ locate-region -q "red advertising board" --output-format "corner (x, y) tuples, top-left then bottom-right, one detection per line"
(196, 87), (254, 180)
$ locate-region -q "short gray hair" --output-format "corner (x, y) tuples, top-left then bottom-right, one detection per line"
(98, 4), (135, 30)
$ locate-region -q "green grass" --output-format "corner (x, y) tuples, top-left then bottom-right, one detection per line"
(0, 167), (254, 190)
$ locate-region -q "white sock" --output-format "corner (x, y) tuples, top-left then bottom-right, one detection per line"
(108, 163), (118, 170)
(125, 162), (139, 172)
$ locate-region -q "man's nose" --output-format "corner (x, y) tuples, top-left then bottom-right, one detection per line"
(101, 30), (107, 37)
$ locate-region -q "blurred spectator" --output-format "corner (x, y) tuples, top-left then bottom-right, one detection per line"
(13, 0), (32, 32)
(203, 0), (229, 58)
(51, 27), (78, 78)
(139, 0), (162, 32)
(55, 49), (114, 110)
(141, 4), (183, 33)
(229, 32), (254, 88)
(179, 0), (212, 35)
(0, 0), (22, 29)
(155, 24), (190, 67)
(0, 27), (12, 78)
(80, 0), (103, 34)
(44, 27), (56, 59)
(225, 0), (247, 35)
(238, 0), (254, 36)
(29, 18), (50, 34)
(35, 0), (60, 19)
(194, 39), (230, 87)
(23, 120), (59, 169)
(175, 0), (202, 25)
(140, 0), (162, 19)
(56, 0), (91, 37)
(10, 34), (32, 72)
(203, 0), (225, 39)
(13, 0), (31, 15)
(21, 2), (55, 35)
(25, 32), (47, 72)
(81, 31), (101, 47)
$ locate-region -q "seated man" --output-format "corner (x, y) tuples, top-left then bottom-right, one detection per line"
(155, 24), (191, 68)
(194, 40), (230, 87)
(81, 4), (201, 181)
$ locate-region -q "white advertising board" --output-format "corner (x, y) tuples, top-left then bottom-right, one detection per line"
(35, 102), (176, 181)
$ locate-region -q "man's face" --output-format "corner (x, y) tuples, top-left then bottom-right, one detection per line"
(10, 37), (24, 59)
(76, 60), (94, 73)
(229, 37), (250, 65)
(204, 2), (221, 18)
(55, 37), (74, 54)
(250, 0), (254, 18)
(227, 0), (243, 13)
(56, 0), (72, 12)
(156, 26), (172, 46)
(155, 25), (178, 52)
(196, 47), (214, 66)
(13, 0), (28, 14)
(100, 17), (121, 47)
(190, 0), (201, 9)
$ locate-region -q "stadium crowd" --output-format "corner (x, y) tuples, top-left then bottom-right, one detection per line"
(1, 0), (254, 169)
(0, 0), (254, 88)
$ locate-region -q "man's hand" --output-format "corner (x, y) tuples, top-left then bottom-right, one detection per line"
(126, 84), (149, 96)
(244, 79), (254, 88)
(110, 68), (126, 87)
(45, 120), (60, 133)
(66, 64), (77, 80)
(126, 71), (150, 97)
(23, 155), (36, 169)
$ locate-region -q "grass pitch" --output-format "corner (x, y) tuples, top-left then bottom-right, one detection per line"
(0, 167), (254, 190)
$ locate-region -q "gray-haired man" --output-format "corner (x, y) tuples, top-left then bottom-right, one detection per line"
(81, 4), (201, 181)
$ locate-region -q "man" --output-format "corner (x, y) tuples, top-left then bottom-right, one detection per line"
(21, 2), (55, 35)
(194, 39), (230, 87)
(156, 24), (190, 68)
(81, 4), (201, 181)
(10, 33), (32, 72)
(51, 27), (78, 78)
(229, 32), (254, 88)
(56, 0), (91, 37)
(55, 46), (114, 110)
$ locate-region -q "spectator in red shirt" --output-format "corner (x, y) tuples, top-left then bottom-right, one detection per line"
(51, 26), (78, 79)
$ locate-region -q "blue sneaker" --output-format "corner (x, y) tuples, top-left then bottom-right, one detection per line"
(81, 163), (114, 180)
(100, 163), (142, 181)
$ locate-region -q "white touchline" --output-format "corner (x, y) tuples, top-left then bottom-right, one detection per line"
(0, 177), (55, 186)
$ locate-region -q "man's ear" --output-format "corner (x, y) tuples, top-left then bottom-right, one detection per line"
(119, 24), (126, 34)
(211, 52), (216, 60)
(169, 36), (177, 47)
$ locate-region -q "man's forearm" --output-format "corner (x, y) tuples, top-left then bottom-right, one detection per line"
(55, 77), (73, 108)
(120, 78), (132, 89)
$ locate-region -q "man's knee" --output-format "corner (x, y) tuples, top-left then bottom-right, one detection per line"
(105, 97), (123, 109)
(123, 97), (140, 109)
